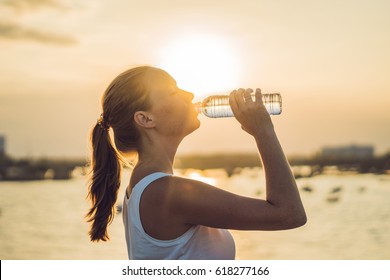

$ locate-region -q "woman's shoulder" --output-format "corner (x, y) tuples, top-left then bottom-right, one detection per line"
(141, 174), (215, 206)
(130, 170), (214, 203)
(166, 175), (210, 189)
(148, 174), (202, 192)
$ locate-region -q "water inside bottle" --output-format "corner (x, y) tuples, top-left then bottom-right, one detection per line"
(203, 96), (234, 118)
(263, 93), (282, 115)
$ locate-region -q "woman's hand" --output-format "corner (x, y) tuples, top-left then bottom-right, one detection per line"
(229, 88), (274, 138)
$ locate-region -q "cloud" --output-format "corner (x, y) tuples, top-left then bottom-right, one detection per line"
(0, 21), (77, 45)
(1, 0), (68, 12)
(0, 0), (76, 45)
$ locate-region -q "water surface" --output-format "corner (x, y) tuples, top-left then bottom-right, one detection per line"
(0, 170), (389, 259)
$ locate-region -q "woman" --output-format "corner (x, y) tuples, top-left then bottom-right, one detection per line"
(86, 66), (306, 259)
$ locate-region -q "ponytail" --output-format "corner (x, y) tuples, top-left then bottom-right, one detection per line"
(85, 66), (156, 242)
(86, 123), (122, 242)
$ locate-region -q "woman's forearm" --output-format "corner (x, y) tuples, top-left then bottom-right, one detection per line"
(255, 128), (307, 226)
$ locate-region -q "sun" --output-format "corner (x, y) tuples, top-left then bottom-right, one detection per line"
(158, 34), (241, 100)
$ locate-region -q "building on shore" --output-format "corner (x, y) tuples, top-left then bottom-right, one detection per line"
(321, 144), (374, 160)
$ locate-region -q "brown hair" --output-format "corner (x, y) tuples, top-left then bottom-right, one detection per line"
(86, 66), (154, 242)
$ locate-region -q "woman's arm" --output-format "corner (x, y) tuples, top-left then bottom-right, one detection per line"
(164, 88), (306, 231)
(231, 88), (307, 227)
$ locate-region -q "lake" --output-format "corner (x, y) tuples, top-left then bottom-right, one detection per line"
(0, 168), (389, 259)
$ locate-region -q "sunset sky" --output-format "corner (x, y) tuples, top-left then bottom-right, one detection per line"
(1, 0), (389, 159)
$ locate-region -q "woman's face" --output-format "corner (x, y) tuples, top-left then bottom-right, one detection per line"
(143, 68), (200, 138)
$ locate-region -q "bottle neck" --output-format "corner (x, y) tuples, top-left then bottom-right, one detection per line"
(195, 102), (202, 114)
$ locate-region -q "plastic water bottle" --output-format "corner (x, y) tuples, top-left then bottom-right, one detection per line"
(195, 93), (282, 118)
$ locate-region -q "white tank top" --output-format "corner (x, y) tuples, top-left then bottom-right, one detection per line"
(122, 172), (236, 260)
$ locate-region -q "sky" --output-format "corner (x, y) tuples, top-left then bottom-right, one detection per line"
(1, 0), (390, 159)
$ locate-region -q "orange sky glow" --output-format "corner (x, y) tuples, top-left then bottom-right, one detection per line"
(1, 0), (390, 159)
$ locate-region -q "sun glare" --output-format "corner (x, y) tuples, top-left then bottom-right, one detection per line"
(184, 169), (217, 185)
(158, 34), (241, 100)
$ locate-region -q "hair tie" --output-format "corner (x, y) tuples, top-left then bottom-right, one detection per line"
(97, 114), (110, 131)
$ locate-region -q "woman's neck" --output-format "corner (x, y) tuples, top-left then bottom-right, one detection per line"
(136, 140), (179, 174)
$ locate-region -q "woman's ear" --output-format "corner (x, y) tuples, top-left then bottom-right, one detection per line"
(134, 111), (155, 128)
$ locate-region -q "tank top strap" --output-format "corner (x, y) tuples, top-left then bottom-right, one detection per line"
(130, 172), (172, 201)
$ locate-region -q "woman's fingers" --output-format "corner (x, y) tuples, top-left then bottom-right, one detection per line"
(242, 88), (254, 103)
(230, 88), (258, 117)
(255, 88), (263, 104)
(229, 90), (239, 115)
(234, 88), (245, 108)
(234, 88), (254, 107)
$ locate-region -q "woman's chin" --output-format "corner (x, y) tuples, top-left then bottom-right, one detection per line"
(195, 117), (201, 129)
(188, 118), (201, 134)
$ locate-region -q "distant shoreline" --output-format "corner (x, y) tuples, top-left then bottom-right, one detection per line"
(1, 152), (389, 181)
